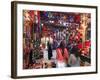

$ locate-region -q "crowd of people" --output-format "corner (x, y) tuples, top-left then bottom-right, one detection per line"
(23, 10), (91, 69)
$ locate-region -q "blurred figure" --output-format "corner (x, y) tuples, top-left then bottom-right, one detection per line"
(56, 41), (69, 68)
(28, 43), (35, 68)
(23, 40), (31, 69)
(68, 45), (80, 67)
(52, 36), (58, 50)
(47, 42), (53, 60)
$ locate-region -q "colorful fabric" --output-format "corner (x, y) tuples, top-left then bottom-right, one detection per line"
(56, 48), (69, 63)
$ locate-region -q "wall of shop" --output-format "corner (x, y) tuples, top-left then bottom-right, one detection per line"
(0, 0), (99, 80)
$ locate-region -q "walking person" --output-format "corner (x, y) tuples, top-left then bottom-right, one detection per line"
(47, 42), (53, 60)
(56, 41), (69, 68)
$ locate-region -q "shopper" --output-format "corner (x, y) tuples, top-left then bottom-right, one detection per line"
(68, 45), (80, 67)
(56, 41), (69, 68)
(47, 42), (53, 60)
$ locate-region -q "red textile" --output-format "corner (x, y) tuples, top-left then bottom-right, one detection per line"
(56, 48), (69, 63)
(75, 15), (80, 23)
(85, 40), (91, 47)
(77, 43), (82, 49)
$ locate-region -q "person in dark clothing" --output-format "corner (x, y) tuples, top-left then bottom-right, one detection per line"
(28, 43), (36, 68)
(47, 42), (53, 60)
(29, 49), (33, 65)
(71, 45), (80, 58)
